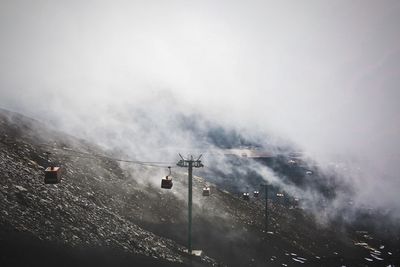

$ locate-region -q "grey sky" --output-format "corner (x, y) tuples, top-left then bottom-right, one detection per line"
(1, 0), (400, 215)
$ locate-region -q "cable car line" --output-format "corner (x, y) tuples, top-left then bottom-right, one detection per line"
(38, 143), (175, 168)
(59, 153), (171, 168)
(40, 143), (269, 254)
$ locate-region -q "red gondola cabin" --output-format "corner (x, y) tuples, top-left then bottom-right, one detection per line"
(161, 177), (173, 189)
(44, 166), (61, 184)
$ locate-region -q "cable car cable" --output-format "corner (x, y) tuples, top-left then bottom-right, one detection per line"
(37, 143), (175, 168)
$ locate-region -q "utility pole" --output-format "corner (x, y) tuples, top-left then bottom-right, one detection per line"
(177, 154), (204, 254)
(264, 182), (269, 232)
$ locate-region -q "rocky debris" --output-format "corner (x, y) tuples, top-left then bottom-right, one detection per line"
(1, 109), (400, 267)
(0, 110), (217, 266)
(0, 148), (187, 262)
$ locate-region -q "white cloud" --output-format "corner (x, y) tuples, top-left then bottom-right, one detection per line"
(1, 0), (400, 218)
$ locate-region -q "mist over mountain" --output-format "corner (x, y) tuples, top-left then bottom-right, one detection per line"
(1, 1), (400, 221)
(1, 0), (400, 266)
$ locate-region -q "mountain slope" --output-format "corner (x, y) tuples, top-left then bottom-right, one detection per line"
(1, 109), (399, 267)
(0, 109), (216, 266)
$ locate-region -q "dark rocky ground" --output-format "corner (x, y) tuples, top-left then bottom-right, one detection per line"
(1, 108), (399, 266)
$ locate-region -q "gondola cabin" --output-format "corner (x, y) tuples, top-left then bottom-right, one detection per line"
(276, 192), (285, 204)
(44, 166), (61, 184)
(293, 198), (300, 208)
(253, 191), (259, 197)
(202, 187), (210, 196)
(161, 176), (173, 189)
(242, 192), (250, 201)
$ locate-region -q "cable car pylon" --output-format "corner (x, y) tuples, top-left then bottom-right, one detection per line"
(176, 154), (204, 256)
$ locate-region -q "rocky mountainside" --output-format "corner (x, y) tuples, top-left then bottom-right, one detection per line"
(1, 109), (399, 266)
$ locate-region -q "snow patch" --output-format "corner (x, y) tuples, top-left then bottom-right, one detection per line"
(292, 258), (305, 264)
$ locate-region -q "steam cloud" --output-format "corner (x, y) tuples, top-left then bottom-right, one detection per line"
(1, 0), (400, 222)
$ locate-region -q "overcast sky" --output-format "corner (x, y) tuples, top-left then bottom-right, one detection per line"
(1, 0), (400, 214)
